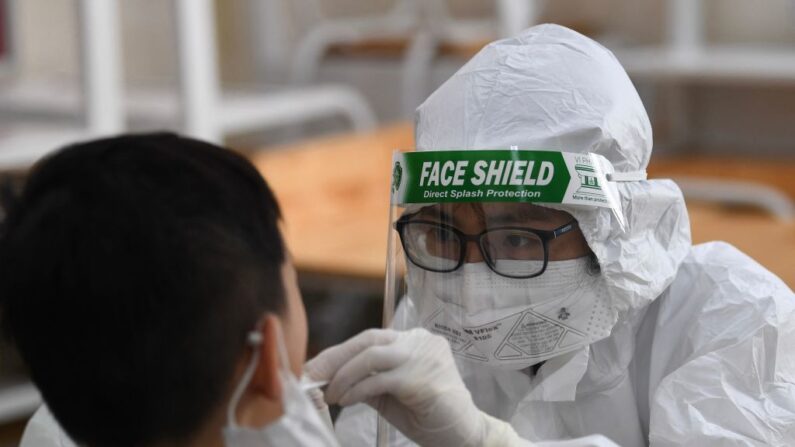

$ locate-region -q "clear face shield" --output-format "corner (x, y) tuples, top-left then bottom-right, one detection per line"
(377, 149), (641, 443)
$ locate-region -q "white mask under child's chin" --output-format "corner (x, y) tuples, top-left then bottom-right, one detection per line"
(223, 326), (339, 447)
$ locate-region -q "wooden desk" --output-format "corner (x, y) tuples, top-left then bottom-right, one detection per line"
(686, 204), (795, 287)
(327, 38), (490, 60)
(253, 124), (411, 279)
(251, 123), (794, 287)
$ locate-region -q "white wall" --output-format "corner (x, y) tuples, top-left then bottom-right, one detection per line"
(707, 0), (795, 44)
(12, 0), (177, 84)
(13, 0), (79, 78)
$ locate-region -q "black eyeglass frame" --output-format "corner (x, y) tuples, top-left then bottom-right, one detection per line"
(394, 216), (579, 279)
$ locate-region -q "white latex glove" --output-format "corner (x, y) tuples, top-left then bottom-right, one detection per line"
(305, 328), (530, 447)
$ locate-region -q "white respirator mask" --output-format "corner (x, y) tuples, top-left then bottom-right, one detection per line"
(407, 256), (617, 369)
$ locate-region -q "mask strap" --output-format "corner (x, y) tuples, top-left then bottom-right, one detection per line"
(273, 325), (292, 375)
(606, 170), (647, 182)
(225, 323), (294, 429)
(226, 331), (264, 429)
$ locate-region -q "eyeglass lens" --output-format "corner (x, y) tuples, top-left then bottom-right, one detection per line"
(401, 222), (546, 276)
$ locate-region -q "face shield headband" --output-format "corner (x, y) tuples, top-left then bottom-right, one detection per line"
(390, 149), (646, 231)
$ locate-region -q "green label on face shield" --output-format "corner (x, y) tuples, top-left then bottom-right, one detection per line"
(390, 149), (630, 230)
(392, 150), (571, 204)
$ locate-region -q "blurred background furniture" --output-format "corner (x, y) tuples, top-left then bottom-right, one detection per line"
(171, 0), (376, 143)
(613, 0), (795, 152)
(271, 0), (542, 116)
(0, 0), (377, 170)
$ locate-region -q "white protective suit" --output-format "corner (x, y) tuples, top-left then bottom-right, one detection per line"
(335, 24), (795, 446)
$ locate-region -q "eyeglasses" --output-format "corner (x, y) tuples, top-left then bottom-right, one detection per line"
(395, 216), (578, 279)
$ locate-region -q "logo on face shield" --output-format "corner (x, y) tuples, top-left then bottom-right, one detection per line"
(574, 164), (606, 200)
(392, 162), (403, 192)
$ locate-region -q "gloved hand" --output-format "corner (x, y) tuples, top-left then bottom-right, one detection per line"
(304, 328), (528, 447)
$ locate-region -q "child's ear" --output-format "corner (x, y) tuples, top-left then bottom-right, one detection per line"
(250, 314), (282, 401)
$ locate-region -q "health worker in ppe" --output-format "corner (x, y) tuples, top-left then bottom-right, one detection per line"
(306, 24), (795, 446)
